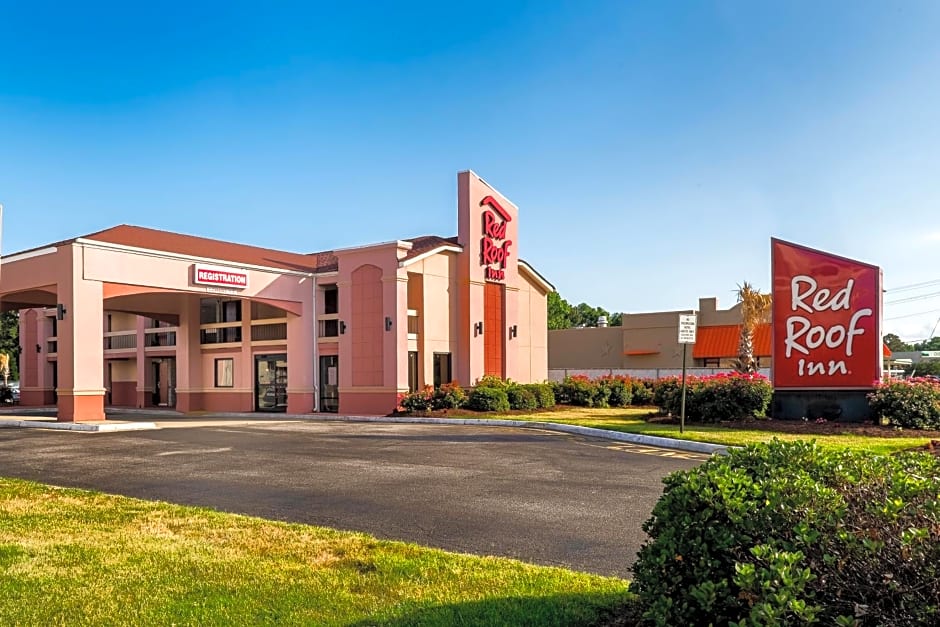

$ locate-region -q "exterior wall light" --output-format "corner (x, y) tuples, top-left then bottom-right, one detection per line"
(339, 321), (347, 335)
(474, 321), (483, 337)
(385, 316), (393, 331)
(509, 325), (518, 339)
(56, 304), (67, 320)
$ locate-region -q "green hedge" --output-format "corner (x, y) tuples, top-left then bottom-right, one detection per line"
(868, 378), (940, 429)
(633, 440), (940, 626)
(653, 373), (772, 422)
(506, 385), (538, 410)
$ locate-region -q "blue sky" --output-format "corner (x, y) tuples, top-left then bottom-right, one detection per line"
(2, 1), (939, 341)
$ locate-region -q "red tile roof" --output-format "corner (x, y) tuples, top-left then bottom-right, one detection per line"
(692, 323), (771, 359)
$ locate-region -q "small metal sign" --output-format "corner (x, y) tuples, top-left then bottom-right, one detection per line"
(678, 313), (697, 344)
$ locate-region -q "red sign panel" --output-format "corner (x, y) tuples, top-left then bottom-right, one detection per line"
(771, 239), (882, 389)
(193, 264), (249, 289)
(480, 195), (513, 282)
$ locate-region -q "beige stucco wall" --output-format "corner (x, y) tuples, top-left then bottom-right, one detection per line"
(549, 297), (746, 370)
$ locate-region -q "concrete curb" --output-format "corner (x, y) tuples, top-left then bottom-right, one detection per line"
(284, 414), (731, 455)
(0, 420), (159, 432)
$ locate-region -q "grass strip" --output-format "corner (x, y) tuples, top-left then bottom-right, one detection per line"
(0, 478), (630, 626)
(477, 407), (934, 455)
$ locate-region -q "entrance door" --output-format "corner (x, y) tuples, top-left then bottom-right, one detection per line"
(407, 351), (419, 392)
(256, 354), (288, 412)
(319, 355), (339, 413)
(152, 361), (162, 406)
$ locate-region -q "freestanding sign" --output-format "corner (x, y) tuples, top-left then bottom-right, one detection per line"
(771, 238), (883, 420)
(678, 314), (697, 344)
(677, 313), (697, 433)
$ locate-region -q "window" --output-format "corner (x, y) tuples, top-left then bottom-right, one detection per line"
(408, 351), (419, 392)
(323, 285), (338, 315)
(702, 358), (720, 368)
(433, 353), (452, 388)
(215, 358), (234, 388)
(318, 319), (339, 338)
(200, 299), (242, 324)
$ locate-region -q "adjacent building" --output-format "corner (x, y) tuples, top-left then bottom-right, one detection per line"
(2, 171), (552, 421)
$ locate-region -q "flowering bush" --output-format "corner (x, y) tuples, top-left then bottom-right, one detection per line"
(435, 381), (467, 409)
(868, 377), (940, 429)
(630, 378), (655, 406)
(654, 372), (772, 422)
(397, 382), (467, 412)
(398, 386), (435, 413)
(555, 375), (601, 407)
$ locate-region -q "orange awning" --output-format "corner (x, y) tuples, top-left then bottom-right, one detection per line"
(692, 323), (771, 359)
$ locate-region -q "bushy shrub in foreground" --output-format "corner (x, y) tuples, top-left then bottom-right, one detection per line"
(598, 375), (633, 407)
(398, 382), (467, 412)
(633, 440), (940, 626)
(630, 378), (654, 406)
(653, 372), (771, 422)
(868, 377), (940, 429)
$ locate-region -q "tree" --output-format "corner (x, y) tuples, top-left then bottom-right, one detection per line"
(0, 311), (19, 382)
(547, 292), (622, 329)
(883, 333), (914, 353)
(914, 336), (940, 352)
(547, 291), (572, 330)
(733, 282), (772, 374)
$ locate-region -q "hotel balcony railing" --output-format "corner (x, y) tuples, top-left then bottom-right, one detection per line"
(251, 322), (287, 342)
(200, 323), (243, 345)
(145, 327), (178, 348)
(104, 331), (137, 351)
(407, 309), (419, 339)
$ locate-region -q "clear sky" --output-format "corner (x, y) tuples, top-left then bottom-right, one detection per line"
(2, 1), (939, 342)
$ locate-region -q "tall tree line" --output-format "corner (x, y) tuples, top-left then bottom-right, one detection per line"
(548, 292), (622, 330)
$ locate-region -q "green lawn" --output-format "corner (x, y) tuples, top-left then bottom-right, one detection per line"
(487, 407), (934, 455)
(0, 478), (630, 626)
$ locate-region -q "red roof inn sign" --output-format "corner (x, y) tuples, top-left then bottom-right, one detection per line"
(193, 264), (249, 290)
(480, 195), (513, 282)
(771, 239), (882, 389)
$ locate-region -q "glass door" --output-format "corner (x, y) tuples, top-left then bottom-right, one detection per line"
(255, 354), (288, 412)
(319, 355), (339, 413)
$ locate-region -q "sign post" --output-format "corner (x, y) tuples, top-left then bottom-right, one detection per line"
(677, 313), (698, 434)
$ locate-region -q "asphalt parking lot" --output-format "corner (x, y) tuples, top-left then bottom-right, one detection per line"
(0, 418), (704, 576)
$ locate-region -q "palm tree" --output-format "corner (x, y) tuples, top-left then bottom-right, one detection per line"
(734, 282), (772, 374)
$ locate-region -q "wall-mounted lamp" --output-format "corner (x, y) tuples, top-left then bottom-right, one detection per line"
(385, 316), (393, 332)
(509, 325), (518, 339)
(35, 344), (42, 353)
(339, 321), (347, 335)
(474, 321), (484, 337)
(56, 304), (67, 321)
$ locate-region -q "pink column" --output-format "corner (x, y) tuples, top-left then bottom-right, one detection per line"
(135, 316), (147, 408)
(175, 296), (204, 412)
(287, 289), (315, 414)
(56, 246), (106, 422)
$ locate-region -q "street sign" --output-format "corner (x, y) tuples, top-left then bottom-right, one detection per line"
(678, 313), (697, 344)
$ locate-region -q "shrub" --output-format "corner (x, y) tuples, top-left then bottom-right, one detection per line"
(523, 383), (556, 409)
(653, 373), (771, 422)
(466, 386), (510, 412)
(868, 378), (940, 429)
(599, 376), (633, 408)
(630, 379), (654, 406)
(433, 382), (467, 410)
(558, 375), (598, 407)
(632, 440), (940, 626)
(475, 375), (508, 390)
(399, 386), (435, 413)
(506, 385), (538, 410)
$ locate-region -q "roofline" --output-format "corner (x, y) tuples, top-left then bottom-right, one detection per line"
(326, 239), (413, 255)
(518, 259), (554, 292)
(74, 238), (319, 277)
(398, 245), (463, 268)
(2, 247), (59, 265)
